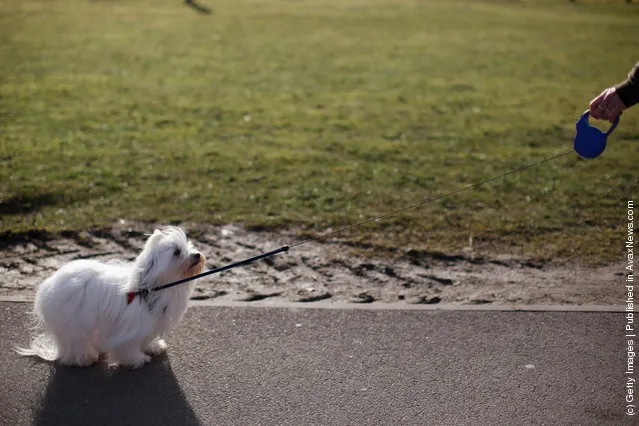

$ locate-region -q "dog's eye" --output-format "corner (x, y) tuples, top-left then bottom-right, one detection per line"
(173, 248), (182, 257)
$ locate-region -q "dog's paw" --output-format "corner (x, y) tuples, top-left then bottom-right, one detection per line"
(121, 354), (151, 369)
(77, 353), (100, 367)
(144, 339), (167, 356)
(114, 352), (151, 369)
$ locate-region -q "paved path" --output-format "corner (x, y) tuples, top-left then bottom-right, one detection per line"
(0, 302), (633, 425)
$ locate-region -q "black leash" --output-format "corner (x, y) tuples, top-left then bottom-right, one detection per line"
(126, 246), (289, 304)
(127, 149), (573, 304)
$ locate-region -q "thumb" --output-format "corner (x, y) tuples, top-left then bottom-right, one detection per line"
(589, 91), (606, 119)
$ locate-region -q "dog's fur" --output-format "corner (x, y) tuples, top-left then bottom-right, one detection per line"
(16, 227), (205, 368)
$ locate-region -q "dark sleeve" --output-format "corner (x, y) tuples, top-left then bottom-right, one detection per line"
(615, 62), (639, 108)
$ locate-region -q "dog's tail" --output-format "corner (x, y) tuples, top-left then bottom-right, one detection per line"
(15, 333), (58, 361)
(14, 312), (58, 361)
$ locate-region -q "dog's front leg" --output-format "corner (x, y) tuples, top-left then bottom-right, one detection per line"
(142, 337), (167, 356)
(111, 342), (151, 369)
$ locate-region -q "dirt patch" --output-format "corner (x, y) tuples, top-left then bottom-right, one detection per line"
(0, 221), (626, 306)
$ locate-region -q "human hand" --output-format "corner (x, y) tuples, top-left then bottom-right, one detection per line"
(589, 87), (625, 122)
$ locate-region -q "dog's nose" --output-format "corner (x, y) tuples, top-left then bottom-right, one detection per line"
(190, 253), (203, 267)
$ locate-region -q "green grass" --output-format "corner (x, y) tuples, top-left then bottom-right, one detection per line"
(1, 0), (638, 262)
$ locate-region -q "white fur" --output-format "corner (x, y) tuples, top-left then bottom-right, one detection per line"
(16, 226), (205, 368)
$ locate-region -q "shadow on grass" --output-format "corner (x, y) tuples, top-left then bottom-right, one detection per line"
(34, 355), (201, 426)
(184, 0), (212, 15)
(0, 193), (62, 216)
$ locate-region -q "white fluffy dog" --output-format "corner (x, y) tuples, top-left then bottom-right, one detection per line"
(17, 227), (205, 368)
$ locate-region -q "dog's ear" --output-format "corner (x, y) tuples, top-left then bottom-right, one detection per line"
(135, 248), (160, 290)
(133, 230), (164, 289)
(146, 229), (164, 245)
(140, 257), (158, 289)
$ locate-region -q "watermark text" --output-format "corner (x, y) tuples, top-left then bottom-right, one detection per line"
(626, 200), (635, 416)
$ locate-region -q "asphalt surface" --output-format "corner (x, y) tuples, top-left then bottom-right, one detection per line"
(0, 302), (632, 425)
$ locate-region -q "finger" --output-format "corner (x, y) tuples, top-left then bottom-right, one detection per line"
(602, 106), (618, 122)
(589, 97), (602, 114)
(609, 107), (623, 119)
(597, 100), (611, 120)
(590, 105), (603, 120)
(589, 93), (605, 118)
(589, 89), (607, 108)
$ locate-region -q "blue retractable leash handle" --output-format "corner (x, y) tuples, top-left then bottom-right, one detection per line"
(573, 110), (620, 159)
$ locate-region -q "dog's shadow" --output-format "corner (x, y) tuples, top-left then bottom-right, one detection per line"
(34, 355), (201, 426)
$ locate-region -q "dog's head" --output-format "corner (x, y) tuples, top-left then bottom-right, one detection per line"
(133, 227), (205, 290)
